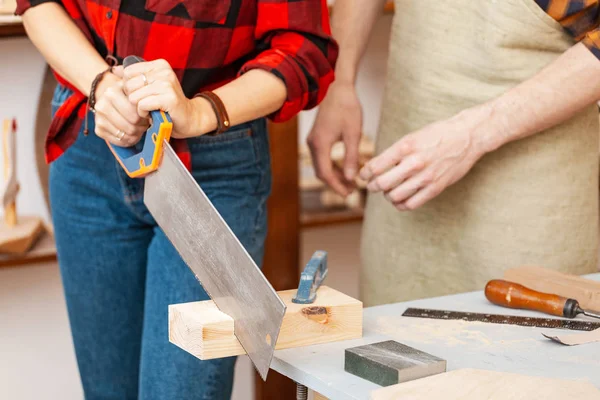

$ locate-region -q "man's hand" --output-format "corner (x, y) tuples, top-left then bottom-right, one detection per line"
(93, 74), (150, 147)
(360, 105), (494, 210)
(307, 81), (362, 196)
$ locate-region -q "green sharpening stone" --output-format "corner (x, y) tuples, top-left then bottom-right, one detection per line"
(344, 340), (447, 387)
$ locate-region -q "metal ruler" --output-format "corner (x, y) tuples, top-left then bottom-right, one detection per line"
(402, 308), (600, 331)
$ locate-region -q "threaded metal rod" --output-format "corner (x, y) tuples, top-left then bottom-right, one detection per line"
(296, 383), (308, 400)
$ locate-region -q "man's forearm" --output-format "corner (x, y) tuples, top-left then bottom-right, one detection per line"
(22, 3), (112, 96)
(331, 0), (387, 83)
(483, 43), (600, 152)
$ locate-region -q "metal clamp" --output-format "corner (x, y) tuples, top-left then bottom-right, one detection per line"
(292, 250), (328, 304)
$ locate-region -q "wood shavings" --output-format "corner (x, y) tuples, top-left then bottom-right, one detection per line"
(543, 328), (600, 346)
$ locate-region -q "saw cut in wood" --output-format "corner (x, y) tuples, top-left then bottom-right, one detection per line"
(369, 368), (600, 400)
(0, 118), (43, 254)
(169, 286), (362, 360)
(170, 251), (362, 360)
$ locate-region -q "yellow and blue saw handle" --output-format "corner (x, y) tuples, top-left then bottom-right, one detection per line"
(107, 55), (173, 178)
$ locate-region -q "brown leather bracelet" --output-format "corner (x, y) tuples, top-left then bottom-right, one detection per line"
(194, 91), (230, 135)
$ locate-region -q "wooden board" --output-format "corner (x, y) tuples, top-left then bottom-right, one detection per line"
(504, 266), (600, 311)
(313, 392), (329, 400)
(169, 286), (362, 360)
(0, 228), (56, 267)
(369, 369), (600, 400)
(0, 215), (44, 254)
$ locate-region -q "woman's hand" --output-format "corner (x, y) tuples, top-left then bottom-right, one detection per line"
(93, 74), (150, 146)
(360, 105), (496, 211)
(120, 59), (198, 138)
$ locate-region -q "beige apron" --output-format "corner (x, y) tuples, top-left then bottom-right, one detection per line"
(360, 0), (599, 306)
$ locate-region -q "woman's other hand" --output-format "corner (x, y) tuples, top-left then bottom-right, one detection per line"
(93, 74), (150, 146)
(359, 105), (496, 211)
(120, 59), (197, 138)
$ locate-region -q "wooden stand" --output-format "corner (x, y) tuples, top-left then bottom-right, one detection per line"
(168, 286), (363, 360)
(0, 119), (44, 254)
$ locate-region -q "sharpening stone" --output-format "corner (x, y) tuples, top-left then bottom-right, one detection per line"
(344, 340), (446, 387)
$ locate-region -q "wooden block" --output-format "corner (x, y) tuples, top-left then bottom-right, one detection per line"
(345, 340), (446, 387)
(0, 227), (56, 267)
(169, 286), (362, 360)
(504, 266), (600, 311)
(312, 391), (329, 400)
(0, 216), (44, 254)
(369, 368), (600, 400)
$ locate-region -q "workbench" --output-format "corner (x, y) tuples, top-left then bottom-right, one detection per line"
(271, 273), (600, 399)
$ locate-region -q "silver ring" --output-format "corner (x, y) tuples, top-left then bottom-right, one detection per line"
(141, 73), (148, 86)
(115, 130), (125, 141)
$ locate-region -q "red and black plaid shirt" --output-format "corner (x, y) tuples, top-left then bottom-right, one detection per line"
(16, 0), (338, 169)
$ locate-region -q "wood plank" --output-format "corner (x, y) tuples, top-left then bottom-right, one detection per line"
(503, 265), (600, 311)
(313, 391), (329, 400)
(0, 228), (56, 267)
(0, 216), (44, 254)
(169, 286), (363, 360)
(369, 369), (600, 400)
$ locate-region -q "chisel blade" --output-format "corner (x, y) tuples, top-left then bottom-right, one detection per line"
(144, 141), (286, 379)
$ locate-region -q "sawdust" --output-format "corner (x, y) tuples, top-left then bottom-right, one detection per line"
(373, 316), (540, 348)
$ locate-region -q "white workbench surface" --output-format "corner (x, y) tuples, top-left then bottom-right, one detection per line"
(271, 274), (600, 399)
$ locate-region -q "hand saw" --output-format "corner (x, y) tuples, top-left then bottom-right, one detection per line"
(106, 55), (286, 380)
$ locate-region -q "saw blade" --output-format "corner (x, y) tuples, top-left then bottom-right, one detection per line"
(402, 308), (600, 331)
(144, 141), (286, 379)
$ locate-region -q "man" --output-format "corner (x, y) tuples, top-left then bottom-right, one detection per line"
(309, 0), (600, 306)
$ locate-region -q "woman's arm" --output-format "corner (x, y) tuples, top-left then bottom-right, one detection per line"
(20, 3), (149, 146)
(121, 61), (287, 138)
(21, 3), (117, 96)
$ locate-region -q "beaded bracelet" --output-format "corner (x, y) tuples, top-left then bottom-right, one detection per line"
(83, 55), (118, 136)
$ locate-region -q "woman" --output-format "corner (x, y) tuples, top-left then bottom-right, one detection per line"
(16, 0), (337, 398)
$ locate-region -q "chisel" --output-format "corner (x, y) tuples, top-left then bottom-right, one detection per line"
(485, 279), (600, 320)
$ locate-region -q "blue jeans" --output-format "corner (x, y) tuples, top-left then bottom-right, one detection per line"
(49, 84), (271, 400)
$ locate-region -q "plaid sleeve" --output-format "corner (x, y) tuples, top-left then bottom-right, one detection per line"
(534, 0), (600, 59)
(238, 0), (338, 122)
(15, 0), (61, 15)
(583, 29), (600, 59)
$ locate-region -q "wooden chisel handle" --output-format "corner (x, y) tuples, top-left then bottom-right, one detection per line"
(484, 279), (580, 318)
